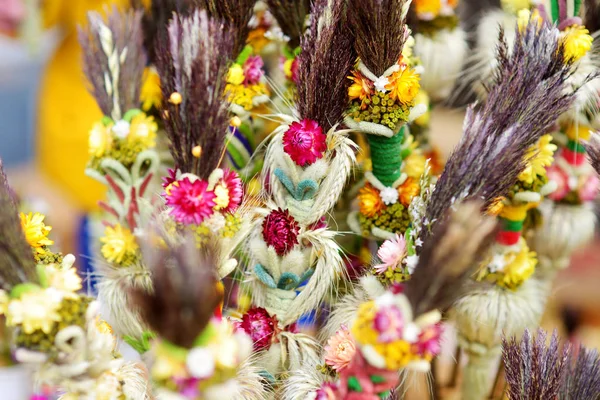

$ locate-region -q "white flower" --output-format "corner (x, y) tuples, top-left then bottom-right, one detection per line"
(374, 76), (389, 93)
(415, 238), (423, 248)
(402, 323), (420, 343)
(404, 255), (419, 274)
(489, 254), (507, 273)
(380, 187), (399, 205)
(112, 120), (130, 139)
(187, 347), (215, 378)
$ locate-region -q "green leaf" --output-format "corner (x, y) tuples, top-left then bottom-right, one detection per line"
(10, 283), (41, 299)
(36, 264), (49, 288)
(236, 45), (253, 65)
(123, 330), (156, 354)
(123, 109), (142, 122)
(193, 323), (217, 347)
(101, 116), (114, 127)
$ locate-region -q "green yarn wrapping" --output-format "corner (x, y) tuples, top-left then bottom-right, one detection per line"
(367, 126), (405, 187)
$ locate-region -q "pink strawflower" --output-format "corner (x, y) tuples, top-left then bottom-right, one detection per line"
(215, 169), (243, 212)
(166, 177), (216, 225)
(324, 325), (356, 372)
(314, 382), (339, 400)
(262, 208), (300, 256)
(414, 323), (443, 358)
(243, 56), (264, 85)
(236, 307), (277, 351)
(374, 234), (406, 274)
(282, 119), (327, 167)
(373, 305), (405, 343)
(579, 173), (599, 202)
(546, 164), (569, 201)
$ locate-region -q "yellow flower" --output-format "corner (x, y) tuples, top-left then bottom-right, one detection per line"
(500, 0), (533, 14)
(517, 8), (543, 32)
(348, 70), (374, 108)
(500, 240), (537, 289)
(561, 25), (593, 62)
(565, 123), (592, 141)
(414, 0), (442, 18)
(88, 121), (114, 158)
(403, 152), (427, 179)
(20, 212), (54, 253)
(140, 67), (162, 112)
(518, 135), (556, 185)
(213, 183), (230, 211)
(7, 289), (62, 334)
(128, 113), (158, 148)
(358, 184), (385, 217)
(226, 83), (270, 111)
(100, 224), (139, 265)
(486, 197), (506, 216)
(386, 67), (420, 105)
(283, 58), (295, 80)
(500, 202), (535, 221)
(227, 64), (246, 86)
(248, 27), (270, 53)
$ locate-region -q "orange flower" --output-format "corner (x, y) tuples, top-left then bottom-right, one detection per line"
(358, 183), (385, 217)
(348, 70), (374, 109)
(386, 67), (420, 104)
(397, 178), (420, 207)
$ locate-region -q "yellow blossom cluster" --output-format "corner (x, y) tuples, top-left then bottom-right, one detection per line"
(20, 212), (54, 254)
(100, 224), (140, 266)
(518, 135), (556, 185)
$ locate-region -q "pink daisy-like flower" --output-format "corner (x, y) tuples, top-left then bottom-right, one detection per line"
(546, 164), (569, 202)
(373, 305), (405, 343)
(314, 382), (339, 400)
(236, 307), (277, 351)
(579, 173), (599, 202)
(262, 208), (300, 256)
(324, 325), (356, 372)
(413, 323), (443, 358)
(166, 177), (216, 225)
(214, 169), (244, 212)
(374, 234), (406, 274)
(282, 119), (327, 167)
(243, 56), (264, 85)
(161, 168), (179, 195)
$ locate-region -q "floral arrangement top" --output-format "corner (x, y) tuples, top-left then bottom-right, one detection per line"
(226, 46), (270, 115)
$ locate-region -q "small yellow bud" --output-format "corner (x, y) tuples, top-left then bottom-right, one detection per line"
(230, 116), (242, 127)
(169, 92), (182, 105)
(192, 145), (202, 158)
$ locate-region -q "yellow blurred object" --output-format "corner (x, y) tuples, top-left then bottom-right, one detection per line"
(38, 0), (130, 211)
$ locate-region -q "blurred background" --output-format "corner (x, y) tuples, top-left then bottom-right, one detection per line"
(0, 0), (599, 392)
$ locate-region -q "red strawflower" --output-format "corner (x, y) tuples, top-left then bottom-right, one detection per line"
(236, 307), (277, 351)
(282, 119), (327, 167)
(165, 177), (216, 225)
(262, 208), (300, 256)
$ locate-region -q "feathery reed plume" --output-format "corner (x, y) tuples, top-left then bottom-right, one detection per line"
(502, 329), (569, 400)
(79, 8), (146, 120)
(155, 10), (234, 178)
(129, 232), (223, 348)
(404, 200), (498, 317)
(348, 0), (410, 76)
(0, 160), (37, 290)
(585, 134), (600, 176)
(132, 0), (195, 64)
(193, 0), (256, 57)
(421, 19), (575, 241)
(296, 0), (355, 132)
(265, 0), (311, 48)
(560, 345), (600, 399)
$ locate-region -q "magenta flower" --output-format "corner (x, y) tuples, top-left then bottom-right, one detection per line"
(162, 168), (179, 194)
(243, 56), (264, 85)
(236, 307), (277, 351)
(315, 382), (339, 400)
(373, 305), (405, 343)
(414, 323), (443, 358)
(282, 119), (327, 167)
(579, 173), (599, 202)
(374, 234), (406, 274)
(222, 169), (244, 212)
(166, 177), (216, 225)
(262, 208), (300, 256)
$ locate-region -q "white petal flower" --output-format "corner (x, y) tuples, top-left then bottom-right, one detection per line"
(374, 76), (389, 93)
(112, 120), (130, 139)
(404, 255), (419, 274)
(187, 347), (215, 378)
(489, 254), (507, 273)
(380, 187), (399, 205)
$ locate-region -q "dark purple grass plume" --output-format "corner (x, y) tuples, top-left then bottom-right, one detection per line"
(420, 18), (576, 242)
(503, 329), (570, 400)
(79, 8), (146, 118)
(129, 231), (223, 349)
(404, 200), (498, 317)
(559, 345), (600, 399)
(348, 0), (410, 76)
(265, 0), (311, 48)
(585, 134), (600, 177)
(155, 10), (234, 178)
(0, 160), (37, 290)
(193, 0), (256, 58)
(296, 0), (356, 132)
